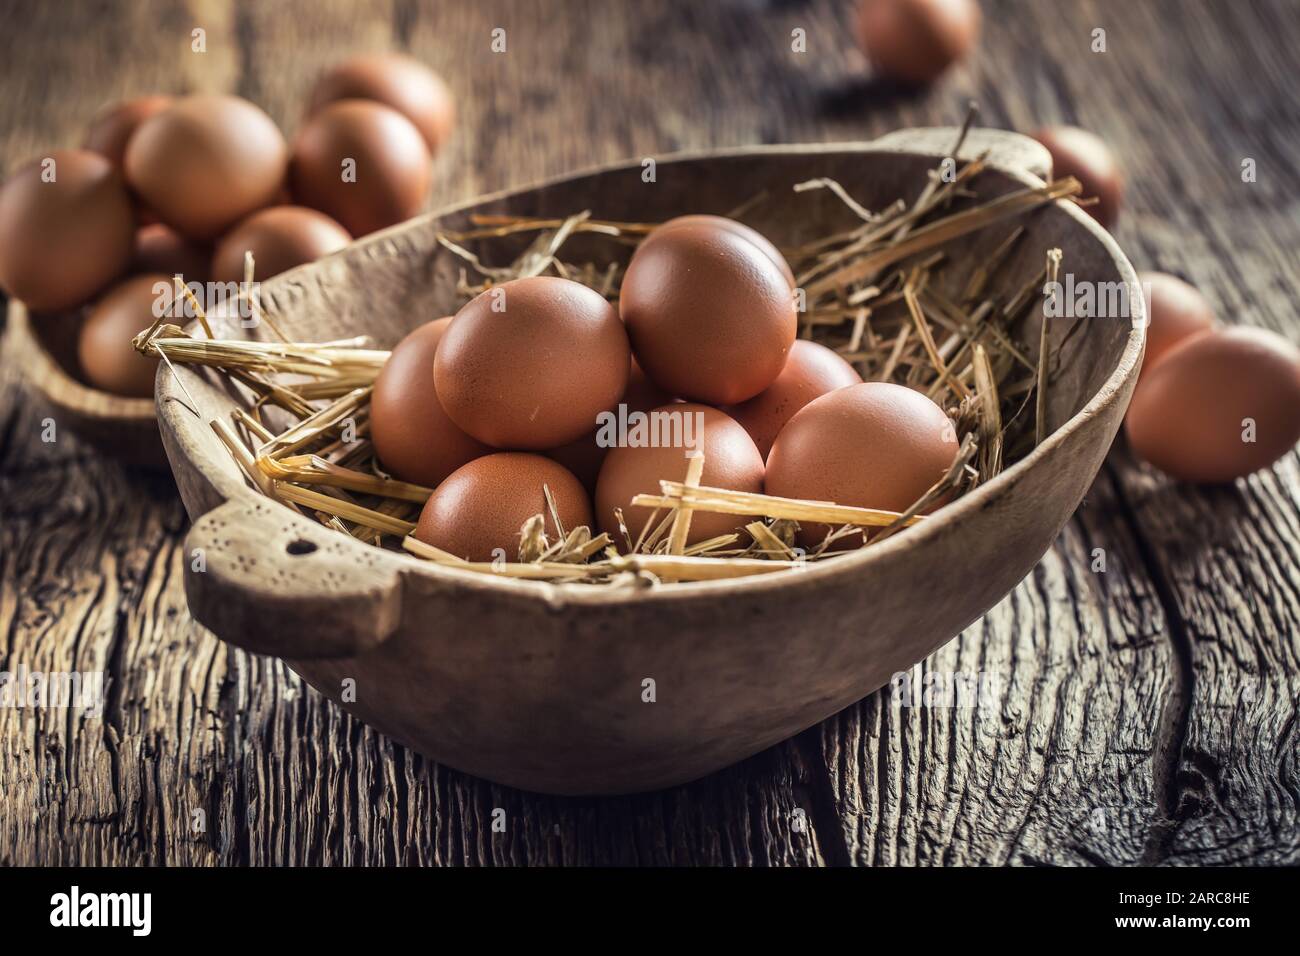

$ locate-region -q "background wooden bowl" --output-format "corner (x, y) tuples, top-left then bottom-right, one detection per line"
(7, 300), (168, 469)
(157, 129), (1144, 795)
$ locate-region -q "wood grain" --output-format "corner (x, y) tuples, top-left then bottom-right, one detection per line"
(1, 0), (1297, 864)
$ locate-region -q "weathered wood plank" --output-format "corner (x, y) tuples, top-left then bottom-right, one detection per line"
(823, 470), (1172, 865)
(1041, 0), (1300, 865)
(1, 0), (1296, 865)
(1113, 206), (1300, 864)
(0, 0), (825, 867)
(816, 0), (1300, 865)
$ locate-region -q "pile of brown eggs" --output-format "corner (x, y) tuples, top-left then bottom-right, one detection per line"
(0, 53), (454, 398)
(383, 214), (961, 561)
(1031, 129), (1300, 481)
(1024, 126), (1300, 484)
(1125, 273), (1300, 482)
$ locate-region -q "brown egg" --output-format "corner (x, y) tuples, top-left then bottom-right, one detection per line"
(653, 214), (794, 288)
(414, 453), (592, 562)
(371, 317), (490, 487)
(77, 273), (173, 397)
(1125, 326), (1300, 484)
(0, 149), (135, 312)
(132, 223), (210, 281)
(307, 52), (455, 154)
(856, 0), (981, 87)
(83, 95), (172, 168)
(125, 95), (288, 240)
(594, 404), (765, 549)
(1033, 125), (1123, 229)
(210, 205), (351, 284)
(725, 340), (862, 459)
(435, 276), (631, 449)
(289, 99), (430, 237)
(621, 218), (796, 404)
(765, 382), (959, 549)
(1137, 271), (1217, 382)
(546, 358), (674, 493)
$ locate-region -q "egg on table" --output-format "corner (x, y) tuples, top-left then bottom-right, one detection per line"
(0, 149), (135, 312)
(83, 95), (172, 169)
(856, 0), (981, 87)
(1136, 271), (1217, 381)
(307, 52), (455, 154)
(131, 223), (210, 283)
(1125, 326), (1300, 483)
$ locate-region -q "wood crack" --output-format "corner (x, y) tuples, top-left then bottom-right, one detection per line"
(791, 727), (852, 866)
(1103, 462), (1195, 865)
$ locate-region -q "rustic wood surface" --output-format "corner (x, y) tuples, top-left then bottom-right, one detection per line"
(1, 0), (1296, 865)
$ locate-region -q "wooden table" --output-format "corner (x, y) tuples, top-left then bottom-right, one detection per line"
(1, 0), (1296, 866)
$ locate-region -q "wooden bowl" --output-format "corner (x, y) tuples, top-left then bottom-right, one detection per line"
(157, 129), (1145, 795)
(7, 300), (168, 468)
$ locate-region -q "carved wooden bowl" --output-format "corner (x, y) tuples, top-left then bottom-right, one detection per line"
(156, 129), (1145, 794)
(7, 303), (168, 468)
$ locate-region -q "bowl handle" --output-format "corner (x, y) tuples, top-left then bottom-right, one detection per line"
(183, 497), (403, 659)
(870, 127), (1052, 182)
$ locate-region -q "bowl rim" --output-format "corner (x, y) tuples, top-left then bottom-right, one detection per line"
(158, 140), (1147, 609)
(9, 302), (157, 421)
